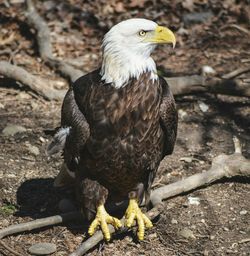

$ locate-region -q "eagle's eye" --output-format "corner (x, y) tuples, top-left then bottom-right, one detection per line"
(138, 30), (146, 37)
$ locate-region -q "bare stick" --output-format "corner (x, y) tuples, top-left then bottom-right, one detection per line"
(151, 137), (249, 205)
(222, 67), (250, 80)
(0, 61), (66, 100)
(25, 0), (84, 82)
(0, 211), (81, 239)
(0, 202), (125, 240)
(222, 24), (250, 36)
(165, 75), (206, 95)
(166, 75), (250, 97)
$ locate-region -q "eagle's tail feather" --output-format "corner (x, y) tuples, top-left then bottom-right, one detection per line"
(47, 127), (71, 155)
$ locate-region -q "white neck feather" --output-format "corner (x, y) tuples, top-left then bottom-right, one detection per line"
(100, 45), (158, 89)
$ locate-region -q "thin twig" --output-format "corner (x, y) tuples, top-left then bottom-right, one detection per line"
(241, 59), (250, 63)
(0, 240), (23, 256)
(222, 67), (250, 80)
(0, 211), (81, 239)
(0, 61), (66, 100)
(222, 24), (250, 36)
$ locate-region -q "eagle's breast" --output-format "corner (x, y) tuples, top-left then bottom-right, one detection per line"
(75, 71), (164, 196)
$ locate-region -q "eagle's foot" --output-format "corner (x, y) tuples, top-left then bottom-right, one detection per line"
(125, 199), (153, 240)
(88, 204), (122, 241)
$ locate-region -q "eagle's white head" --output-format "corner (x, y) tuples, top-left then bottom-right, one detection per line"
(100, 18), (176, 89)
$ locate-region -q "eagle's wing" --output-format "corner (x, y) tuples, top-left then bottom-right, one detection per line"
(47, 84), (90, 186)
(144, 76), (177, 205)
(159, 76), (178, 156)
(62, 87), (90, 170)
(47, 88), (90, 158)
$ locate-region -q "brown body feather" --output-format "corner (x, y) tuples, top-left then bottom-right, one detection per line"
(59, 69), (177, 219)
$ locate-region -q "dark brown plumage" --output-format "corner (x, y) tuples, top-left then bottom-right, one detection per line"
(50, 69), (177, 219)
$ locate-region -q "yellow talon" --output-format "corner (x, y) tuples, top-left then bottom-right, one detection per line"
(88, 204), (122, 241)
(125, 199), (153, 240)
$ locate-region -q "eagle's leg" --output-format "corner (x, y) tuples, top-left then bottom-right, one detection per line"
(77, 178), (122, 241)
(88, 204), (122, 241)
(125, 192), (153, 240)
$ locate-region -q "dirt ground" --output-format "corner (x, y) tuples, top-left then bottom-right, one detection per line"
(0, 0), (250, 255)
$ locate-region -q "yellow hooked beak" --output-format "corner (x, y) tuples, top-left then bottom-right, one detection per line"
(146, 25), (176, 48)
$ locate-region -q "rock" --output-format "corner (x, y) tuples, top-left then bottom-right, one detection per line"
(17, 91), (31, 100)
(198, 101), (209, 113)
(177, 27), (189, 36)
(178, 109), (188, 119)
(201, 219), (206, 224)
(188, 196), (200, 205)
(39, 136), (46, 143)
(202, 65), (216, 76)
(171, 218), (178, 224)
(115, 2), (125, 13)
(240, 210), (247, 215)
(148, 233), (158, 239)
(203, 249), (209, 256)
(178, 227), (196, 240)
(28, 243), (56, 255)
(183, 11), (213, 26)
(210, 235), (215, 240)
(26, 143), (40, 156)
(2, 125), (27, 136)
(31, 101), (39, 110)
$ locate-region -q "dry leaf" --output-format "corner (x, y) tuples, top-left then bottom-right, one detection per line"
(115, 2), (125, 13)
(182, 0), (194, 12)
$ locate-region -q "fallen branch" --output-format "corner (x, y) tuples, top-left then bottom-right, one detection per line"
(165, 75), (206, 95)
(0, 61), (66, 100)
(151, 137), (250, 205)
(2, 63), (248, 100)
(0, 211), (81, 239)
(166, 75), (250, 97)
(25, 0), (84, 83)
(221, 67), (250, 80)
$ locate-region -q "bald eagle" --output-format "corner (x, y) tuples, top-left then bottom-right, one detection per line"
(48, 18), (177, 241)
